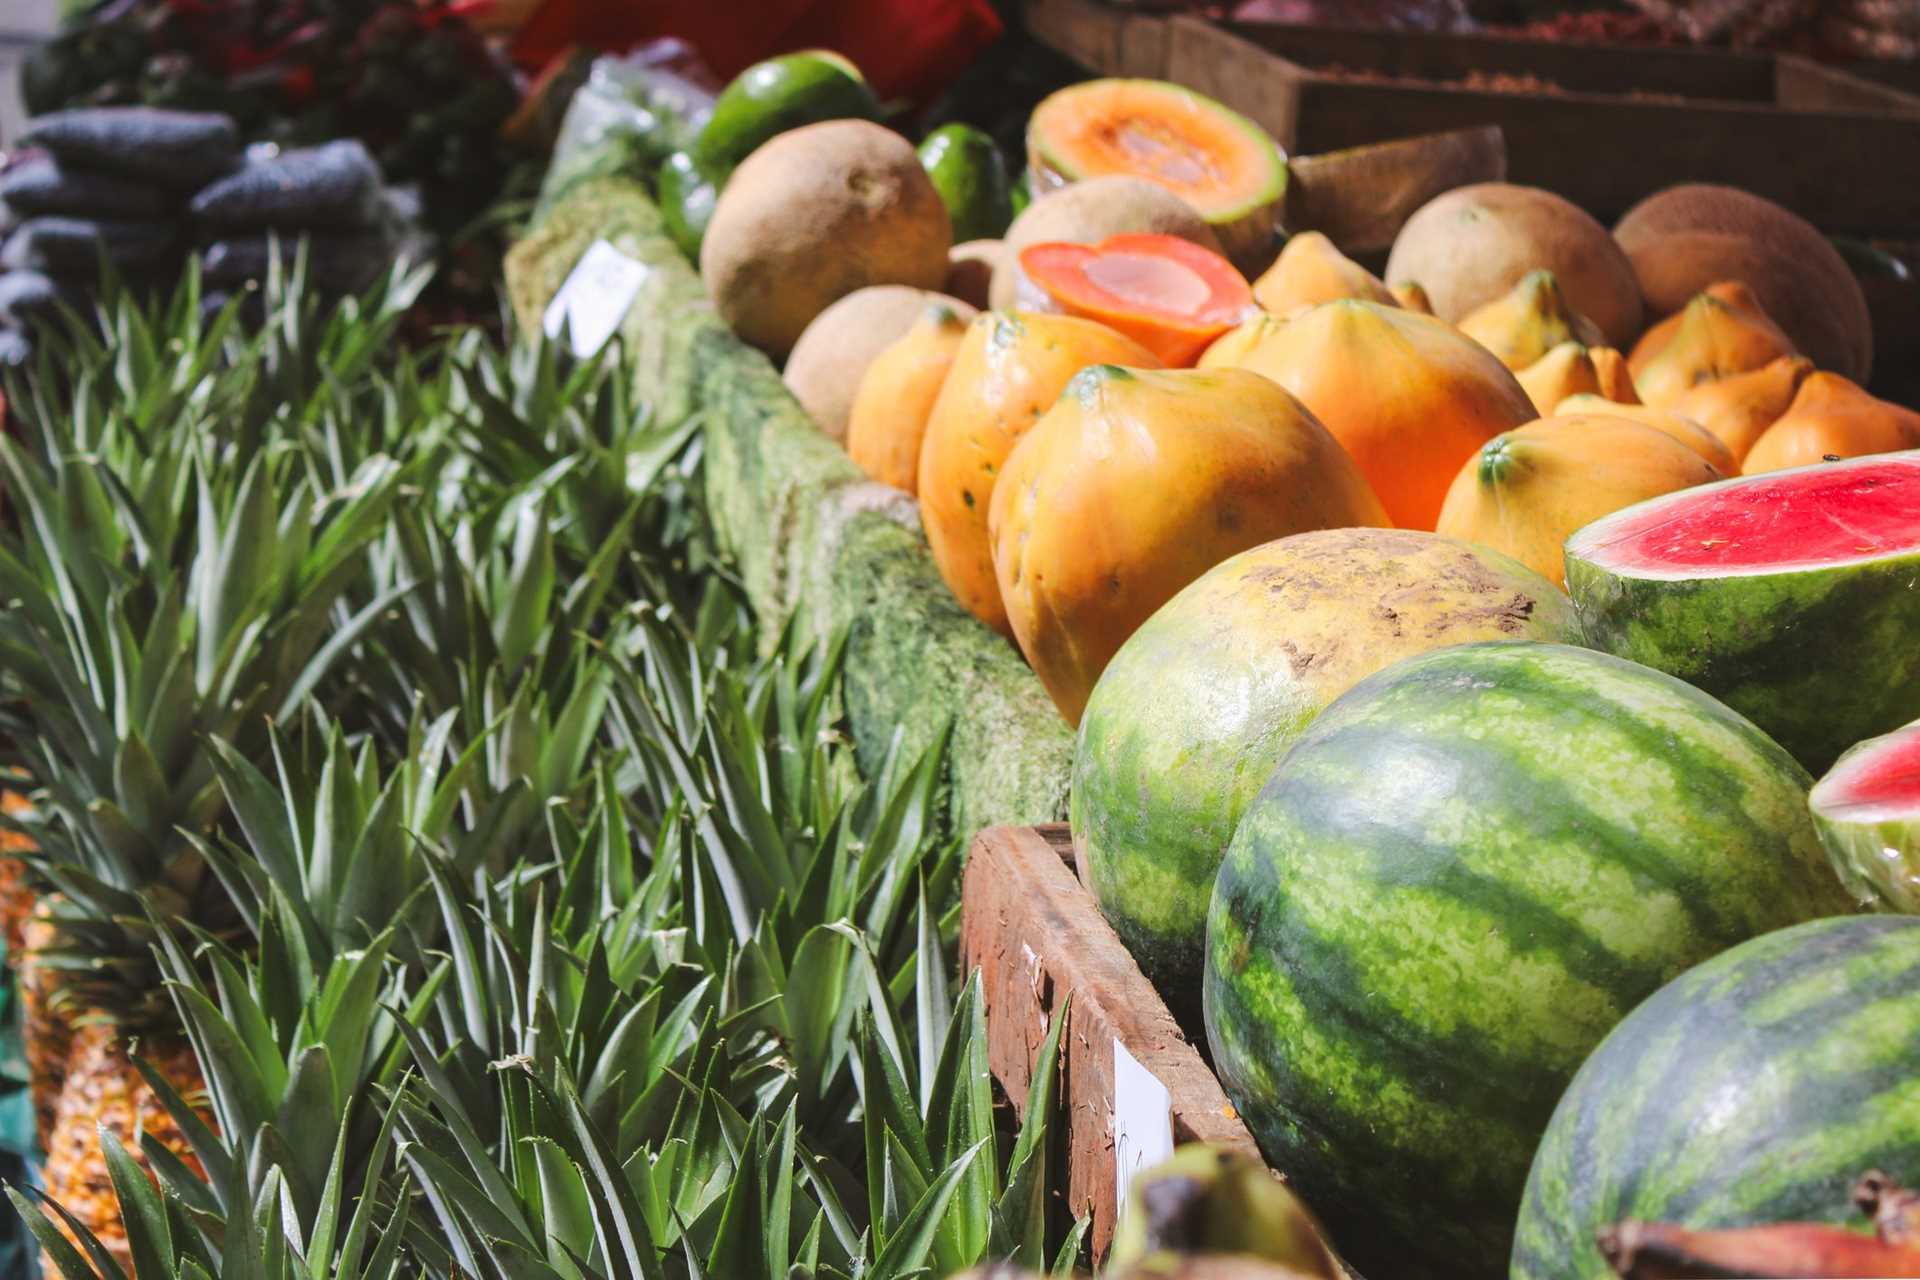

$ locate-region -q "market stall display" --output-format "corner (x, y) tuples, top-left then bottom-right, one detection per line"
(6, 2), (1920, 1277)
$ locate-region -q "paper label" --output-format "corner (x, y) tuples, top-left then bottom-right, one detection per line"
(543, 239), (648, 358)
(1112, 1038), (1175, 1233)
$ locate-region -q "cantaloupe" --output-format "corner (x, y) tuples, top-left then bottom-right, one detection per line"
(1386, 183), (1644, 348)
(1614, 184), (1873, 383)
(1026, 79), (1286, 274)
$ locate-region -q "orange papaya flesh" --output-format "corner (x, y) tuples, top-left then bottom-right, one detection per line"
(1019, 232), (1253, 366)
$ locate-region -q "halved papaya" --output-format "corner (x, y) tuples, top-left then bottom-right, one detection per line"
(1027, 79), (1286, 273)
(1019, 232), (1253, 366)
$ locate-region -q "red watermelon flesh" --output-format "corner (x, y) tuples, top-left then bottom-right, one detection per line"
(1564, 451), (1920, 774)
(1816, 721), (1920, 820)
(1811, 718), (1920, 912)
(1570, 451), (1920, 577)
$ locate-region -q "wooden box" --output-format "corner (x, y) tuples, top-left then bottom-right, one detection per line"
(959, 824), (1276, 1263)
(1024, 0), (1920, 236)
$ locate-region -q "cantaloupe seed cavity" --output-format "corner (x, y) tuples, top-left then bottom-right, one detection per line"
(1084, 252), (1211, 312)
(1101, 118), (1222, 191)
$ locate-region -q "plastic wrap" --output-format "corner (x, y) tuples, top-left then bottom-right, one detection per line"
(536, 40), (719, 216)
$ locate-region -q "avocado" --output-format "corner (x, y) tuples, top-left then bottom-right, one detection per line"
(0, 157), (173, 220)
(190, 139), (384, 231)
(916, 124), (1013, 243)
(693, 50), (881, 176)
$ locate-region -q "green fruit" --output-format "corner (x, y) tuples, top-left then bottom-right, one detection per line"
(1109, 1144), (1340, 1276)
(1809, 716), (1920, 912)
(1513, 915), (1920, 1280)
(658, 150), (720, 261)
(916, 123), (1013, 243)
(694, 49), (881, 176)
(1203, 641), (1855, 1280)
(1564, 451), (1920, 773)
(1011, 168), (1033, 218)
(1073, 528), (1579, 998)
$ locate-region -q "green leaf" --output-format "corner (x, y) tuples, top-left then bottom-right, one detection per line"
(866, 1140), (988, 1280)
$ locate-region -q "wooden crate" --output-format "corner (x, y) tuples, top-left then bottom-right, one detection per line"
(1023, 0), (1920, 237)
(959, 824), (1274, 1263)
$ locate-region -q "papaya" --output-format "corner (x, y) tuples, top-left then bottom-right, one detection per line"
(1627, 281), (1798, 408)
(1553, 394), (1737, 474)
(1667, 354), (1813, 465)
(992, 176), (1222, 312)
(1390, 281), (1434, 314)
(1026, 79), (1286, 274)
(1250, 231), (1395, 317)
(1740, 372), (1920, 474)
(846, 302), (972, 494)
(1435, 414), (1723, 587)
(1198, 312), (1287, 370)
(1386, 183), (1644, 348)
(918, 313), (1163, 635)
(1514, 342), (1638, 416)
(1019, 233), (1253, 366)
(1457, 269), (1607, 371)
(1225, 300), (1536, 530)
(990, 365), (1388, 724)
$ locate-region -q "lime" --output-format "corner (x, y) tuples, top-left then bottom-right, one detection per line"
(917, 123), (1014, 243)
(694, 50), (881, 176)
(658, 150), (720, 261)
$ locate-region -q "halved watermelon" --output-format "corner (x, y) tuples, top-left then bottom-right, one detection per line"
(1565, 451), (1920, 773)
(1027, 79), (1286, 272)
(1019, 233), (1252, 365)
(1810, 717), (1920, 912)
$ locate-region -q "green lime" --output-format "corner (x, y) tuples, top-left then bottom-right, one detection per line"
(694, 49), (881, 176)
(1010, 166), (1034, 220)
(917, 123), (1014, 243)
(658, 150), (720, 261)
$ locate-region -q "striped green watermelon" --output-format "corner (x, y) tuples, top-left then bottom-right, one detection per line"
(1073, 528), (1578, 997)
(1565, 450), (1920, 773)
(1203, 641), (1857, 1280)
(1513, 915), (1920, 1280)
(1810, 716), (1920, 913)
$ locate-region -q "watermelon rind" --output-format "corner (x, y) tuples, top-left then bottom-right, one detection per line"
(1809, 717), (1920, 913)
(1072, 528), (1579, 999)
(1512, 914), (1920, 1280)
(1564, 451), (1920, 774)
(1203, 640), (1857, 1280)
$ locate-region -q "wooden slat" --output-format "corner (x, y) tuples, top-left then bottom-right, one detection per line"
(960, 823), (1266, 1263)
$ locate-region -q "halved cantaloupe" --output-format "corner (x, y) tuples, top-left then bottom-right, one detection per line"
(1020, 232), (1253, 366)
(1027, 79), (1286, 274)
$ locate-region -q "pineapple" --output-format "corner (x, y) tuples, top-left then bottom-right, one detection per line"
(0, 279), (407, 1256)
(0, 787), (38, 959)
(19, 898), (71, 1150)
(39, 1021), (208, 1275)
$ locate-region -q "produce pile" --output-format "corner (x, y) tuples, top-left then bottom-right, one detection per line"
(666, 49), (1920, 1280)
(0, 106), (417, 365)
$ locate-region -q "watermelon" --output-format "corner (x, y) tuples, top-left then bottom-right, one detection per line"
(1564, 451), (1920, 773)
(1810, 717), (1920, 913)
(1203, 641), (1857, 1280)
(1073, 527), (1578, 997)
(1513, 915), (1920, 1280)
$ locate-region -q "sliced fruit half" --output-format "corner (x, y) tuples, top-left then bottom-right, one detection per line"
(1565, 450), (1920, 773)
(1019, 232), (1252, 365)
(1027, 78), (1286, 272)
(1810, 717), (1920, 912)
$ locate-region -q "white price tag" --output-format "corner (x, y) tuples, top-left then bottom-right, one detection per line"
(1112, 1038), (1174, 1234)
(542, 239), (648, 358)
